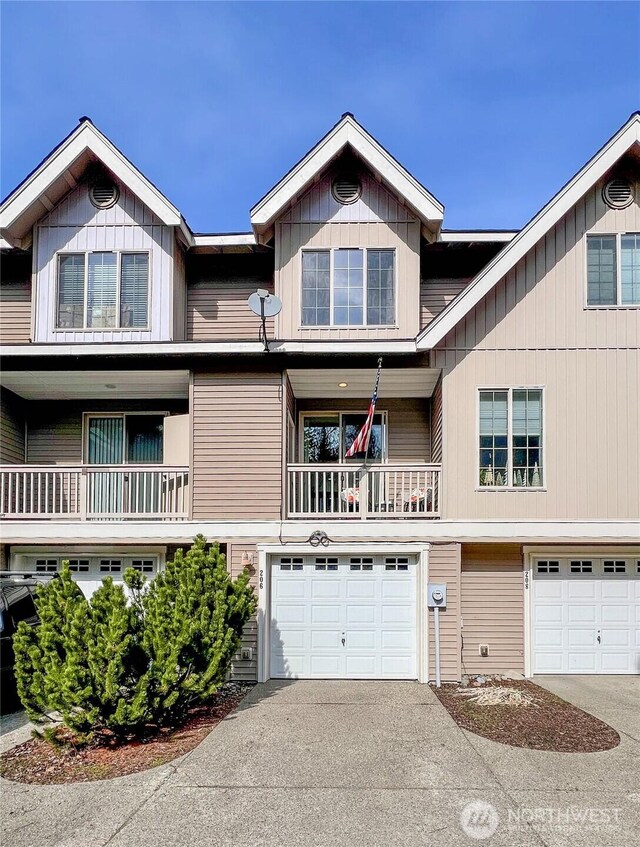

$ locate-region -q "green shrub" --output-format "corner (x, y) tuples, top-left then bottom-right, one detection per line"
(13, 536), (256, 741)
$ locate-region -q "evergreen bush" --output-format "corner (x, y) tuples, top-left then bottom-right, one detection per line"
(13, 536), (256, 742)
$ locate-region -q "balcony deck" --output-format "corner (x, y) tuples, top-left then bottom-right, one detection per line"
(287, 463), (441, 519)
(0, 465), (189, 520)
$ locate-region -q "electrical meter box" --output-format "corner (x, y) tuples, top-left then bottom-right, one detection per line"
(427, 583), (447, 608)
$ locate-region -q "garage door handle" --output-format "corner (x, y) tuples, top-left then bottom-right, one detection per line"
(597, 632), (601, 644)
(341, 637), (346, 647)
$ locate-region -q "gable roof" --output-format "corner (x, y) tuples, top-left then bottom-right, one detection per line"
(0, 118), (189, 248)
(417, 112), (640, 350)
(250, 113), (444, 243)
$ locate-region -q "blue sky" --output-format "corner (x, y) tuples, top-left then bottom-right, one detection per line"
(2, 2), (638, 232)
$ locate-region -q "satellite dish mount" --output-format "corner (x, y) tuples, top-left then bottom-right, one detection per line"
(248, 289), (283, 352)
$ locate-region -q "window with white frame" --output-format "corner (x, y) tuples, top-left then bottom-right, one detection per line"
(57, 251), (149, 329)
(479, 389), (543, 487)
(587, 233), (640, 306)
(301, 248), (395, 326)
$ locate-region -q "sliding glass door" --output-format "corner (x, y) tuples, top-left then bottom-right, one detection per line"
(86, 414), (164, 516)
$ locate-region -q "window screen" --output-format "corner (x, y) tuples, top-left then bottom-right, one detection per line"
(87, 252), (118, 327)
(120, 253), (149, 327)
(57, 254), (85, 328)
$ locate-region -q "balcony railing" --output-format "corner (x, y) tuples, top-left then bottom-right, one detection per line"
(0, 465), (189, 520)
(287, 464), (441, 519)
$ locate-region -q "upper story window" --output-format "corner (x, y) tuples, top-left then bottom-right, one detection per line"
(587, 233), (640, 306)
(479, 388), (543, 488)
(301, 248), (395, 327)
(57, 251), (149, 329)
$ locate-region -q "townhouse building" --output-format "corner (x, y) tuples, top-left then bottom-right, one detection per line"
(1, 112), (638, 683)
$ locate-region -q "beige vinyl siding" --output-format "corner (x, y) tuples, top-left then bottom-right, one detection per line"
(229, 542), (258, 682)
(430, 377), (443, 464)
(192, 372), (283, 520)
(427, 543), (461, 681)
(296, 397), (431, 463)
(0, 388), (25, 464)
(461, 544), (524, 675)
(275, 171), (421, 340)
(0, 282), (31, 343)
(34, 180), (176, 342)
(187, 279), (274, 340)
(172, 239), (186, 340)
(435, 172), (640, 521)
(420, 278), (470, 328)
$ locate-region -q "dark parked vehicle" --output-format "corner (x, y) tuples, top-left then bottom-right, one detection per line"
(0, 574), (51, 714)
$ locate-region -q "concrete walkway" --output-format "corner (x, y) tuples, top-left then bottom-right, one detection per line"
(2, 679), (639, 846)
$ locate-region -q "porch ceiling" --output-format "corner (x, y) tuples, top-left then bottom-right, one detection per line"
(1, 370), (190, 400)
(287, 367), (440, 399)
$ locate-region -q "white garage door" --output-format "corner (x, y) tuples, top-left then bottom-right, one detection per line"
(532, 556), (640, 674)
(14, 555), (157, 599)
(270, 555), (417, 679)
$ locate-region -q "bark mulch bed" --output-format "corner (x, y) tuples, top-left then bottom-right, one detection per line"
(0, 682), (252, 785)
(434, 678), (620, 753)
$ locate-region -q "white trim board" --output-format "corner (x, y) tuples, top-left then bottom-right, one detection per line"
(417, 112), (640, 350)
(1, 519), (639, 545)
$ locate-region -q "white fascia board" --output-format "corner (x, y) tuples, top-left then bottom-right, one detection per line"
(417, 114), (640, 350)
(439, 231), (517, 243)
(250, 116), (444, 229)
(192, 233), (256, 248)
(0, 339), (418, 357)
(1, 122), (182, 231)
(2, 519), (638, 545)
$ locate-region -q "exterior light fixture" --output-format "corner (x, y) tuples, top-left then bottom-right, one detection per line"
(338, 382), (348, 388)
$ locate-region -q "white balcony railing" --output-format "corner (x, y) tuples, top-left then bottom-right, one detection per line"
(287, 464), (441, 519)
(0, 465), (189, 520)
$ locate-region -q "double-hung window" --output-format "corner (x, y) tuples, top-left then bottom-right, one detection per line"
(479, 389), (543, 487)
(57, 251), (149, 329)
(301, 248), (395, 326)
(587, 233), (640, 306)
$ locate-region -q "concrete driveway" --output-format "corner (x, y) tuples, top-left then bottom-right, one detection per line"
(2, 679), (639, 847)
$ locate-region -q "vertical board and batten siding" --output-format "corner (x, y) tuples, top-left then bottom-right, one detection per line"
(435, 176), (640, 520)
(276, 172), (421, 340)
(296, 397), (431, 463)
(460, 544), (524, 674)
(187, 280), (274, 340)
(0, 388), (25, 464)
(191, 372), (283, 520)
(420, 278), (471, 329)
(427, 543), (461, 681)
(228, 542), (259, 682)
(33, 181), (176, 342)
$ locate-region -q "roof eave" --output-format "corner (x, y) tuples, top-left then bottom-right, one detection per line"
(417, 113), (640, 351)
(0, 121), (183, 240)
(249, 115), (444, 239)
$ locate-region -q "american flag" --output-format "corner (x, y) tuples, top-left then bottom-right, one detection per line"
(345, 357), (383, 458)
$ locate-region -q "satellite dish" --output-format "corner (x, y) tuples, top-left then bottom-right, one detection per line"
(247, 289), (282, 352)
(248, 290), (282, 318)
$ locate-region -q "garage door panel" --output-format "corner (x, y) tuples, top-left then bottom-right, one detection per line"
(276, 580), (307, 599)
(311, 605), (342, 624)
(273, 605), (307, 625)
(381, 605), (413, 624)
(310, 655), (342, 676)
(347, 630), (377, 650)
(381, 580), (413, 599)
(311, 579), (342, 599)
(532, 555), (639, 675)
(345, 579), (376, 599)
(345, 656), (377, 675)
(381, 656), (414, 676)
(382, 630), (414, 650)
(311, 630), (342, 649)
(346, 605), (376, 625)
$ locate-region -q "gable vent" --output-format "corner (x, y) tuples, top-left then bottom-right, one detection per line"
(332, 175), (362, 205)
(89, 179), (120, 209)
(602, 178), (633, 210)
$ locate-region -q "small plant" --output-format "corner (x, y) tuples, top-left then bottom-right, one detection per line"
(13, 536), (256, 743)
